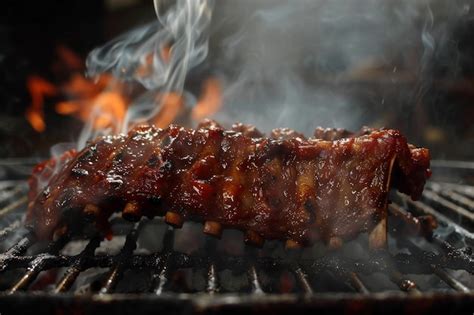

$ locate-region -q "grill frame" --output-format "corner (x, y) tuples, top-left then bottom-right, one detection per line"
(0, 291), (473, 315)
(0, 159), (473, 314)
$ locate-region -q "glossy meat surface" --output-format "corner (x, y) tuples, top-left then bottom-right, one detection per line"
(27, 121), (431, 244)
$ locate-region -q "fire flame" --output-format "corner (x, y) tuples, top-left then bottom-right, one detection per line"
(25, 46), (222, 134)
(25, 76), (57, 132)
(153, 92), (186, 128)
(55, 74), (127, 132)
(192, 78), (222, 121)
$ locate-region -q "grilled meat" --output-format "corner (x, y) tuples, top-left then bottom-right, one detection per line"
(26, 120), (431, 246)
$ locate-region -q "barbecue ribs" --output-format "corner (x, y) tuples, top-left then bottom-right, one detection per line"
(26, 120), (431, 248)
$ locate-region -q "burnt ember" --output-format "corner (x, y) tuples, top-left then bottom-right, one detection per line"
(26, 120), (430, 248)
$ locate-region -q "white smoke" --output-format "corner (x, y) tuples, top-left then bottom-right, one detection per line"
(81, 0), (214, 148)
(209, 0), (470, 134)
(82, 0), (470, 140)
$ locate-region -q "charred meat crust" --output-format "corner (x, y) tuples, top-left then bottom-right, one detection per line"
(26, 120), (431, 245)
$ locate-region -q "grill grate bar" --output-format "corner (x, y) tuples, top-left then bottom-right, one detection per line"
(1, 233), (35, 271)
(206, 263), (219, 294)
(433, 236), (469, 255)
(100, 265), (122, 294)
(9, 235), (70, 293)
(397, 193), (474, 241)
(402, 238), (473, 290)
(153, 263), (170, 295)
(430, 182), (474, 199)
(431, 237), (474, 274)
(428, 183), (474, 211)
(431, 265), (471, 292)
(54, 236), (102, 293)
(0, 244), (469, 278)
(0, 196), (27, 220)
(294, 266), (313, 294)
(349, 272), (369, 294)
(385, 210), (424, 293)
(245, 245), (264, 294)
(0, 186), (27, 207)
(423, 190), (474, 228)
(0, 220), (22, 242)
(247, 265), (263, 294)
(99, 221), (142, 294)
(152, 227), (174, 295)
(55, 266), (82, 293)
(391, 201), (474, 273)
(204, 236), (220, 294)
(389, 204), (474, 287)
(443, 190), (474, 211)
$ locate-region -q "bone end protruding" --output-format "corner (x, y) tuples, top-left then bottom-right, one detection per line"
(368, 217), (387, 250)
(368, 156), (393, 250)
(83, 204), (100, 219)
(165, 211), (184, 228)
(122, 202), (142, 222)
(285, 239), (302, 249)
(328, 236), (343, 250)
(203, 221), (222, 238)
(244, 230), (264, 247)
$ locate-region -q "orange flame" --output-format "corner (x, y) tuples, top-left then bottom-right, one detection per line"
(25, 45), (223, 134)
(55, 73), (127, 132)
(192, 78), (222, 121)
(25, 75), (57, 132)
(153, 92), (186, 128)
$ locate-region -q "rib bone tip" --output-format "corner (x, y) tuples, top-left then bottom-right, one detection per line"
(244, 230), (264, 248)
(285, 239), (302, 249)
(83, 204), (100, 218)
(328, 237), (343, 250)
(122, 202), (141, 222)
(203, 221), (222, 238)
(368, 217), (387, 250)
(165, 211), (184, 228)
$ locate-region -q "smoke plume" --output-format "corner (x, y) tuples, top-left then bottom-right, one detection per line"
(209, 0), (470, 134)
(82, 0), (214, 147)
(83, 0), (470, 140)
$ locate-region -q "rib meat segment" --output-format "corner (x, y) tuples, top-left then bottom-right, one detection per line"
(27, 121), (431, 245)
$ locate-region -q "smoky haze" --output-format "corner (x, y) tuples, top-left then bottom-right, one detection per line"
(84, 0), (214, 148)
(207, 0), (471, 135)
(84, 0), (472, 156)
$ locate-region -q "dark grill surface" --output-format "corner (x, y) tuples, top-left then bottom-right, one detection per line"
(0, 160), (473, 314)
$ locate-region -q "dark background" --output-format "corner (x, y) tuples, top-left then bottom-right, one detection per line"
(0, 0), (473, 160)
(0, 0), (155, 158)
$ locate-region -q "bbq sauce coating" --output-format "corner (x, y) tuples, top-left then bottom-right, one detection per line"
(26, 121), (431, 244)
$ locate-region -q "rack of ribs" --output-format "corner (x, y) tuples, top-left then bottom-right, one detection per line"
(26, 120), (431, 249)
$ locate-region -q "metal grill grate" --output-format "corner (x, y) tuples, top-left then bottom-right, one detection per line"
(0, 161), (472, 314)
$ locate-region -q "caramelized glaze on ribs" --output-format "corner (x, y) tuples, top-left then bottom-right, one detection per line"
(26, 120), (431, 246)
